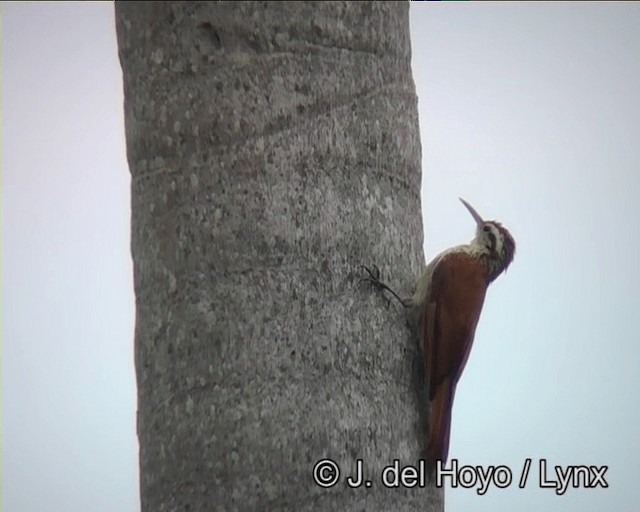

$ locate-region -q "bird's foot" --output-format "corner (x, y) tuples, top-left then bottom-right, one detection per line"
(359, 265), (409, 308)
(359, 264), (381, 284)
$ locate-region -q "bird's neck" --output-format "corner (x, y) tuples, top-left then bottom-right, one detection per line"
(410, 241), (508, 309)
(439, 242), (508, 284)
(468, 242), (508, 284)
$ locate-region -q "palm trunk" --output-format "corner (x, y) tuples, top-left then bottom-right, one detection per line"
(116, 2), (440, 510)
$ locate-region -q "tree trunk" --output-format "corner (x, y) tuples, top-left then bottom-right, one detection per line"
(116, 2), (440, 510)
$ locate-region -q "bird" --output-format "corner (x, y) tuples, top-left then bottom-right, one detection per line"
(362, 198), (515, 475)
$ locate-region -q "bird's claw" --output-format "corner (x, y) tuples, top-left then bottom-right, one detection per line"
(359, 264), (391, 308)
(359, 264), (382, 287)
(359, 264), (409, 308)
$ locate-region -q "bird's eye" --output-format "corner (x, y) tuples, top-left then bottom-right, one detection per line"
(482, 225), (491, 232)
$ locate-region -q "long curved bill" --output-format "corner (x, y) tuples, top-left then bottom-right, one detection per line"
(459, 198), (484, 226)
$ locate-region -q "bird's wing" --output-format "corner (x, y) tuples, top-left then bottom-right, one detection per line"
(422, 251), (488, 398)
(426, 375), (454, 473)
(421, 251), (488, 468)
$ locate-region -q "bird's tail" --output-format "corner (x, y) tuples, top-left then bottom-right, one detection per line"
(426, 379), (455, 476)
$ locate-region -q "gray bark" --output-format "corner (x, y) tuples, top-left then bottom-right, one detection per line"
(116, 2), (441, 510)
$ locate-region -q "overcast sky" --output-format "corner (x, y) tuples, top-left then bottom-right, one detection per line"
(3, 2), (640, 511)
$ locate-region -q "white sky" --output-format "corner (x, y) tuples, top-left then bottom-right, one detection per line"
(3, 2), (640, 511)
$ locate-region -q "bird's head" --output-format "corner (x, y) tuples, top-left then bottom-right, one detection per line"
(460, 198), (516, 280)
